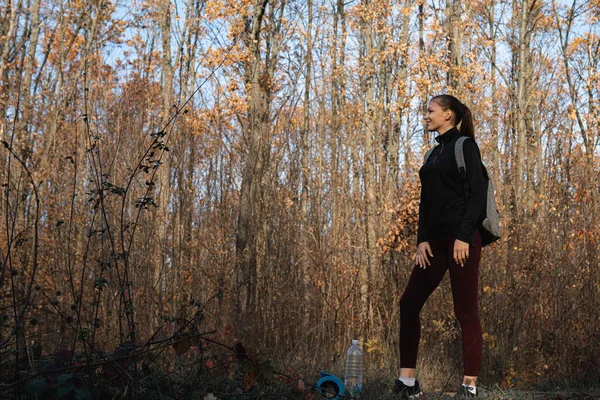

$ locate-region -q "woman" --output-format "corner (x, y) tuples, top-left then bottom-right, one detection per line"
(393, 95), (486, 399)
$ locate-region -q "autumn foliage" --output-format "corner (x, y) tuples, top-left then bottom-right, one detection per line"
(0, 0), (599, 396)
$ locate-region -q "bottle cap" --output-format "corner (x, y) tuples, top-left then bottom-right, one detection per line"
(352, 339), (359, 345)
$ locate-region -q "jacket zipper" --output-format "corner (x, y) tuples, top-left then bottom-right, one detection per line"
(431, 140), (444, 163)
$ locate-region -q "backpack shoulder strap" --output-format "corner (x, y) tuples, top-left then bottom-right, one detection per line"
(454, 136), (470, 179)
(423, 145), (437, 164)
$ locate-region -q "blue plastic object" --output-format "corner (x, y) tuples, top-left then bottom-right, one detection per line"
(315, 371), (345, 399)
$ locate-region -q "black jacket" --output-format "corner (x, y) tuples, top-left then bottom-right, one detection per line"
(417, 127), (486, 246)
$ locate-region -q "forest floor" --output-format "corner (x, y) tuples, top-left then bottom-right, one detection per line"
(192, 374), (600, 400)
(187, 386), (600, 400)
(7, 368), (600, 399)
(6, 347), (599, 399)
(193, 387), (600, 400)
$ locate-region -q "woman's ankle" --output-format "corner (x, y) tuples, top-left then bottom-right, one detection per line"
(399, 367), (416, 379)
(462, 376), (477, 386)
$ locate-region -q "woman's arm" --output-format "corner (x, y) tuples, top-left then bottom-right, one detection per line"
(417, 188), (428, 245)
(456, 139), (486, 244)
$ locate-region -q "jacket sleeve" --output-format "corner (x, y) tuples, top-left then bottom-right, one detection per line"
(456, 139), (486, 245)
(417, 187), (428, 245)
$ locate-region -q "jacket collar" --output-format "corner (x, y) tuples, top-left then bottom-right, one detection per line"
(435, 127), (461, 144)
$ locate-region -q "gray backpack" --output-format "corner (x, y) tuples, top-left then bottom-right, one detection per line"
(423, 136), (501, 246)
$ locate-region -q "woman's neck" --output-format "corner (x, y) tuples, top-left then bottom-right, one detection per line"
(437, 125), (457, 135)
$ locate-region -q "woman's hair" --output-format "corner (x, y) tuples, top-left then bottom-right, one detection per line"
(431, 94), (475, 140)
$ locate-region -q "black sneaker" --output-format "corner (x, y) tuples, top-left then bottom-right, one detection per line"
(392, 379), (426, 399)
(454, 385), (478, 399)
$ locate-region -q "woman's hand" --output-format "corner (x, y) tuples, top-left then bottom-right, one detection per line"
(453, 239), (469, 267)
(415, 242), (433, 269)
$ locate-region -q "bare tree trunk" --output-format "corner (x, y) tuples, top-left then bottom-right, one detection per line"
(515, 0), (532, 217)
(157, 0), (174, 303)
(329, 0), (344, 328)
(236, 0), (267, 315)
(14, 0), (41, 161)
(0, 0), (18, 140)
(360, 0), (379, 337)
(446, 0), (463, 94)
(332, 1), (349, 349)
(489, 0), (500, 176)
(236, 0), (285, 314)
(387, 0), (411, 204)
(300, 0), (312, 326)
(418, 1), (430, 151)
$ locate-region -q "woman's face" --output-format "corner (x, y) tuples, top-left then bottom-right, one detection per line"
(424, 101), (452, 132)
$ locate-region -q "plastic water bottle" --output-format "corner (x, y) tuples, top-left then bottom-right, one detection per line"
(344, 339), (363, 397)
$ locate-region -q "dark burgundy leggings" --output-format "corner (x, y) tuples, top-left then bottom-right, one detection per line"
(400, 230), (482, 376)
